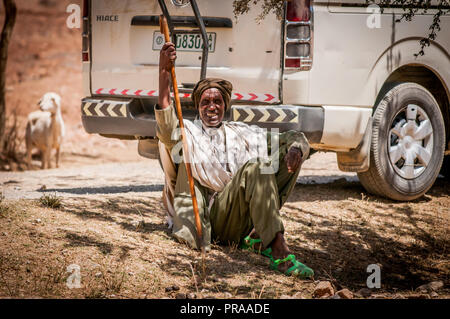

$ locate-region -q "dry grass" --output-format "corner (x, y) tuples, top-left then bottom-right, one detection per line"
(39, 193), (62, 209)
(0, 192), (9, 215)
(0, 178), (448, 299)
(0, 112), (28, 171)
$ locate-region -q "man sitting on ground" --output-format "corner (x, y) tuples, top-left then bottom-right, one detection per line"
(156, 42), (314, 278)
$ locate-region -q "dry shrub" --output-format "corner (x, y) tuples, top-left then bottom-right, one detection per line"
(0, 192), (11, 216)
(0, 253), (69, 298)
(83, 261), (128, 299)
(0, 111), (27, 171)
(39, 193), (62, 209)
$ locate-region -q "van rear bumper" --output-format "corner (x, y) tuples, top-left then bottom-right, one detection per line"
(231, 105), (324, 144)
(81, 97), (158, 138)
(81, 97), (324, 143)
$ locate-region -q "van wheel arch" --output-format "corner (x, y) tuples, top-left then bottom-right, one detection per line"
(374, 64), (450, 181)
(375, 64), (450, 141)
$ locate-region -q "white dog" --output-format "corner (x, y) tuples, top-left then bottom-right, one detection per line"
(26, 92), (65, 169)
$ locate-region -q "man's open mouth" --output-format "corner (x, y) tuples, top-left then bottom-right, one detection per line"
(206, 112), (219, 121)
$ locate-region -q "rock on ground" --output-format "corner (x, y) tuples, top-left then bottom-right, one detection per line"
(355, 288), (372, 298)
(313, 281), (334, 298)
(336, 289), (353, 299)
(291, 292), (305, 299)
(175, 292), (187, 299)
(417, 281), (444, 293)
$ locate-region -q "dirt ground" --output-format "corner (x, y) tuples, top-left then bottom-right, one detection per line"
(1, 0), (140, 171)
(0, 1), (449, 299)
(0, 152), (449, 299)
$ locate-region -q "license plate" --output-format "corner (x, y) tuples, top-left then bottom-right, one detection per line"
(152, 31), (216, 52)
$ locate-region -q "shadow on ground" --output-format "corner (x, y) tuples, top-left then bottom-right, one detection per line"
(40, 184), (164, 195)
(59, 176), (449, 294)
(282, 177), (450, 291)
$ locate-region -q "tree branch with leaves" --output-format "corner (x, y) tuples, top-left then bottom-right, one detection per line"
(233, 0), (449, 56)
(233, 0), (286, 21)
(368, 0), (450, 56)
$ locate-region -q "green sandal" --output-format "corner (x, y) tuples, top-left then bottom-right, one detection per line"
(270, 254), (314, 279)
(240, 235), (273, 258)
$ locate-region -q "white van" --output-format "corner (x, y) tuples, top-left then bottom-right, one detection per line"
(80, 0), (450, 200)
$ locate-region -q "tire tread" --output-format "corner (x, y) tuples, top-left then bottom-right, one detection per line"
(358, 83), (445, 201)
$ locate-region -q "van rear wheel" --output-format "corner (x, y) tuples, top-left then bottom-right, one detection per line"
(357, 83), (445, 201)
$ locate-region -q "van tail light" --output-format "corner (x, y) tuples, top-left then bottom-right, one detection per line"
(82, 0), (90, 62)
(285, 58), (301, 68)
(284, 0), (313, 71)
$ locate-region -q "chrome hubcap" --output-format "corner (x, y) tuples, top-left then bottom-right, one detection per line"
(388, 104), (434, 179)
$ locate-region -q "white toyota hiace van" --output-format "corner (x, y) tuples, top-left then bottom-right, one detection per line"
(80, 0), (450, 200)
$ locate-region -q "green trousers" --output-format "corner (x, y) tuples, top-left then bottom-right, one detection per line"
(210, 155), (300, 249)
(171, 131), (306, 250)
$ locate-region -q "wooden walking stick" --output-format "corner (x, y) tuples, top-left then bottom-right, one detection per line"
(159, 15), (204, 252)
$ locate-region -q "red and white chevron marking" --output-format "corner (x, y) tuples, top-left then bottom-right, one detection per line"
(94, 88), (278, 103)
